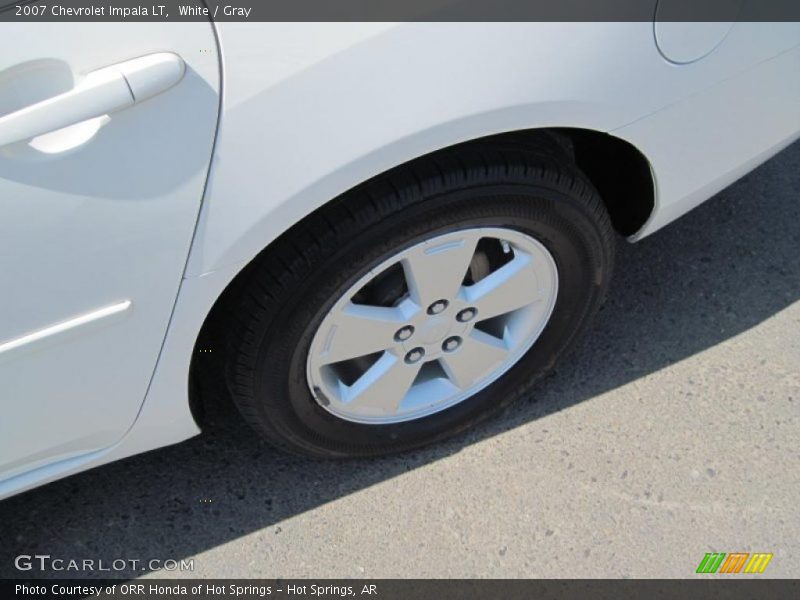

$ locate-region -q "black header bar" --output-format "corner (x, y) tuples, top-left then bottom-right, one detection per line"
(2, 0), (800, 22)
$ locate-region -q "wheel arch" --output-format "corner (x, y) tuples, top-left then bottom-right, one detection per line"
(188, 126), (655, 425)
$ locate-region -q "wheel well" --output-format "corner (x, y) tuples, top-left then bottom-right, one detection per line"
(553, 128), (654, 236)
(461, 128), (654, 236)
(189, 127), (655, 424)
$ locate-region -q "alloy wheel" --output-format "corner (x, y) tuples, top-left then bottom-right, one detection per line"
(305, 227), (559, 424)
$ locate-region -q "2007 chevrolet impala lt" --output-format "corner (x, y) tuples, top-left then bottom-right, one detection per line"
(1, 19), (799, 499)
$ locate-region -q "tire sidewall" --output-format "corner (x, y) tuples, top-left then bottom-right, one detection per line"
(248, 184), (608, 456)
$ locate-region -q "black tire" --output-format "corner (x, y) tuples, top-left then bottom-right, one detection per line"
(222, 136), (615, 457)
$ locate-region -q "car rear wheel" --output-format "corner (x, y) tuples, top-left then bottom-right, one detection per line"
(223, 137), (615, 457)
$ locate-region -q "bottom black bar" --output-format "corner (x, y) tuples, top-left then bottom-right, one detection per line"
(2, 579), (798, 600)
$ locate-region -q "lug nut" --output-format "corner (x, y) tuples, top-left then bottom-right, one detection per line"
(456, 307), (477, 322)
(427, 299), (449, 315)
(404, 347), (425, 364)
(442, 336), (462, 352)
(394, 325), (415, 342)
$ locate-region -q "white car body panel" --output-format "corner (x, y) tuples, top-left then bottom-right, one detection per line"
(0, 23), (220, 485)
(187, 22), (800, 277)
(1, 21), (798, 499)
(620, 41), (800, 238)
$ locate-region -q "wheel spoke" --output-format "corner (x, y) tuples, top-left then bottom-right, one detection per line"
(439, 329), (509, 390)
(462, 252), (542, 320)
(344, 352), (422, 416)
(319, 303), (408, 365)
(402, 232), (479, 309)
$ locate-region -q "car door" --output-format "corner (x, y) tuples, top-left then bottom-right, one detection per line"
(0, 21), (220, 480)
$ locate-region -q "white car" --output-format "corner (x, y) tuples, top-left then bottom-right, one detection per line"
(1, 21), (798, 499)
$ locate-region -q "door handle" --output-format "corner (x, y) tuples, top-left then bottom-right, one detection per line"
(0, 52), (185, 148)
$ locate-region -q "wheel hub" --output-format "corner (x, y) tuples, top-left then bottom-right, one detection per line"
(416, 315), (453, 345)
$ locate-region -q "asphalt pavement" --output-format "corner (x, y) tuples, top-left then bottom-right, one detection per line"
(1, 141), (798, 579)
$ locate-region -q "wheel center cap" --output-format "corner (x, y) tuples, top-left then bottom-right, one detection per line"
(418, 316), (451, 345)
